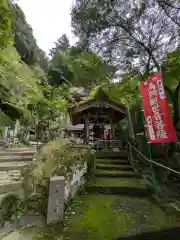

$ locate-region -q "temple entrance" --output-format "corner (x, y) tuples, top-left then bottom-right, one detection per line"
(89, 116), (111, 141)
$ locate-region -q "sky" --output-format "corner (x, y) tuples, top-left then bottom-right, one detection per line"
(17, 0), (77, 54)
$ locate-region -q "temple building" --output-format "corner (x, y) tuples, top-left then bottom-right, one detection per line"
(68, 88), (127, 149)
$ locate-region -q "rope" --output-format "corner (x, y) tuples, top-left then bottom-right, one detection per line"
(127, 141), (180, 176)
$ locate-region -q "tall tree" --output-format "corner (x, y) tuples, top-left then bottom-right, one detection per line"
(68, 47), (115, 87)
(48, 45), (115, 87)
(48, 51), (73, 86)
(71, 0), (179, 75)
(49, 34), (70, 58)
(156, 0), (180, 27)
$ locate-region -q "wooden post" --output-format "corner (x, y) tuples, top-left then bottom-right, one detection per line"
(111, 124), (115, 139)
(84, 116), (89, 144)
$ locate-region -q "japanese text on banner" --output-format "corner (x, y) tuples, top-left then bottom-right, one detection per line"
(148, 81), (168, 140)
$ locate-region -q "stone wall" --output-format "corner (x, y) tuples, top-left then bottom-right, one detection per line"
(65, 163), (87, 202)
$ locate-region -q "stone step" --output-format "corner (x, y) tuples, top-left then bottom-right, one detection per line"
(0, 155), (33, 163)
(96, 151), (128, 159)
(0, 171), (21, 181)
(96, 159), (130, 165)
(89, 177), (146, 189)
(0, 151), (35, 156)
(0, 181), (22, 194)
(96, 164), (133, 171)
(0, 162), (29, 171)
(0, 147), (36, 152)
(95, 169), (140, 178)
(87, 185), (148, 197)
(87, 177), (147, 197)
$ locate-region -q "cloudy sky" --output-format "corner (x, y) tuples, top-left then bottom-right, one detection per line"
(18, 0), (76, 53)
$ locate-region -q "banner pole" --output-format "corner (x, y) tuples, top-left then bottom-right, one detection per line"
(139, 84), (159, 197)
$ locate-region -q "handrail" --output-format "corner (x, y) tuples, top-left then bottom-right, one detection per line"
(127, 140), (180, 176)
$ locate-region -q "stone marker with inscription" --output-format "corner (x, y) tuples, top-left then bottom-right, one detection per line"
(47, 176), (65, 225)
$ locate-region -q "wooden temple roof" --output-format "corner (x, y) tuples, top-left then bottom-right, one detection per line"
(69, 89), (127, 118)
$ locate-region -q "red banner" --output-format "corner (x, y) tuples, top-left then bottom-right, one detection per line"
(140, 73), (177, 143)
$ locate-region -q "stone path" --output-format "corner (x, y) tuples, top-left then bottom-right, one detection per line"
(1, 229), (34, 240)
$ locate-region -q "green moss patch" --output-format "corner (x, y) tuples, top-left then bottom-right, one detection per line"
(64, 194), (133, 240)
(64, 194), (180, 240)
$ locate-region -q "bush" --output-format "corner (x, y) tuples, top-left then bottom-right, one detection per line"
(0, 194), (28, 225)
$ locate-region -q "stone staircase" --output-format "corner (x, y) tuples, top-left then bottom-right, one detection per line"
(87, 152), (148, 197)
(0, 148), (36, 202)
(63, 151), (180, 239)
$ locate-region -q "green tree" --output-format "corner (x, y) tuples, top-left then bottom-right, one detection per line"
(0, 1), (69, 147)
(48, 51), (73, 86)
(27, 83), (68, 142)
(0, 0), (21, 124)
(71, 0), (179, 74)
(163, 47), (180, 129)
(69, 48), (115, 87)
(49, 34), (70, 58)
(0, 0), (12, 50)
(48, 45), (115, 87)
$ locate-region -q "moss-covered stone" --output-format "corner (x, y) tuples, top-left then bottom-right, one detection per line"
(89, 177), (146, 188)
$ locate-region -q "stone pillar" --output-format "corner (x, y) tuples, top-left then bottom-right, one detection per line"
(47, 176), (65, 225)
